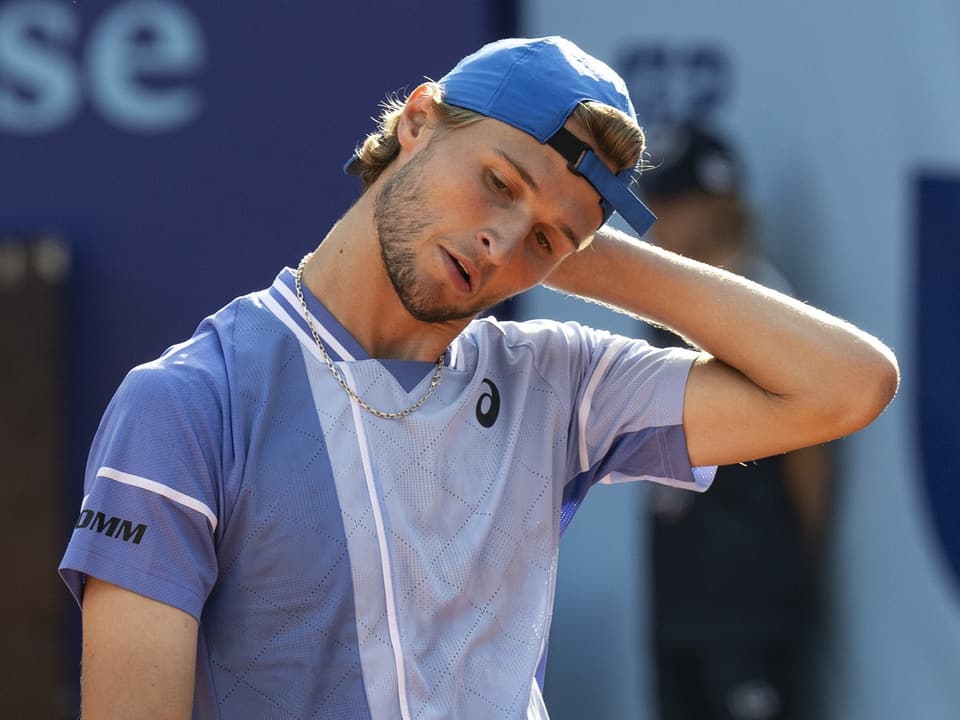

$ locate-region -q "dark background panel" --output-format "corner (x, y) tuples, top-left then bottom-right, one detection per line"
(916, 172), (960, 597)
(0, 236), (70, 717)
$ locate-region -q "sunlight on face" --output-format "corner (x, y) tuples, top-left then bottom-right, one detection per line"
(373, 137), (482, 323)
(373, 118), (605, 324)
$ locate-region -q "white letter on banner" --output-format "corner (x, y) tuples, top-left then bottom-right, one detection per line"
(87, 0), (205, 133)
(0, 1), (80, 134)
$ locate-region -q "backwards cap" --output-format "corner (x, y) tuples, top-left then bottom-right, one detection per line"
(439, 36), (655, 236)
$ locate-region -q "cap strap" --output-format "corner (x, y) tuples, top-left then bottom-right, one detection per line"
(577, 152), (656, 237)
(545, 126), (592, 167)
(546, 127), (656, 236)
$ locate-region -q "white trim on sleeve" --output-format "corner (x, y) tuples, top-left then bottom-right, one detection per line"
(96, 466), (218, 531)
(577, 343), (621, 473)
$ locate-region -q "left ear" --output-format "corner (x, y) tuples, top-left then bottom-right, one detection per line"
(396, 84), (438, 152)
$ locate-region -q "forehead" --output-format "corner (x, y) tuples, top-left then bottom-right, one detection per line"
(455, 118), (606, 241)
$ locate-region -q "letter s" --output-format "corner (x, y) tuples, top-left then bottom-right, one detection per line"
(0, 0), (80, 134)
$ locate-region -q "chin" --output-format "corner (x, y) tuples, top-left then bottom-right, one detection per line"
(407, 304), (479, 325)
(401, 293), (484, 324)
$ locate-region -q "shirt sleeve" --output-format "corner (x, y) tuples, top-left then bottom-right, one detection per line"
(561, 321), (716, 492)
(59, 333), (228, 620)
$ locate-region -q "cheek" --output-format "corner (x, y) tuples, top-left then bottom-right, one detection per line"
(430, 180), (487, 227)
(512, 247), (566, 288)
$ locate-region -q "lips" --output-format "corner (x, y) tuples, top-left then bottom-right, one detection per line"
(443, 249), (475, 292)
(453, 256), (470, 282)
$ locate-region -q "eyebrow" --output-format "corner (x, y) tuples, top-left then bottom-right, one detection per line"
(496, 150), (583, 250)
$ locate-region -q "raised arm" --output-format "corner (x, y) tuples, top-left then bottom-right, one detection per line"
(545, 226), (899, 467)
(80, 577), (198, 720)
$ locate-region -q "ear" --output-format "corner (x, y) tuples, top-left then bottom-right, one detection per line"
(396, 83), (438, 151)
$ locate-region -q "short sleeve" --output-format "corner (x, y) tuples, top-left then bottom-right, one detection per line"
(565, 323), (715, 492)
(59, 332), (229, 620)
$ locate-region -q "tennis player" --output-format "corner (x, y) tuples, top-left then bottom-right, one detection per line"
(60, 36), (898, 719)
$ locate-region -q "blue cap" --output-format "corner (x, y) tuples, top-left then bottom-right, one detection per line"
(439, 36), (655, 237)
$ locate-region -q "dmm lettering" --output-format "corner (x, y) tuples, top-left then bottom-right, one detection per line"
(76, 509), (147, 544)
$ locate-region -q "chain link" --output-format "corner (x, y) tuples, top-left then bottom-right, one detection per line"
(294, 254), (444, 420)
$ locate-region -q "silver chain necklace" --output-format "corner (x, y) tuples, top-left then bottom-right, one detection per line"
(294, 254), (444, 420)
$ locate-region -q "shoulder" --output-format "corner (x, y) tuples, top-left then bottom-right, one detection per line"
(458, 315), (670, 392)
(109, 302), (242, 427)
(463, 315), (614, 355)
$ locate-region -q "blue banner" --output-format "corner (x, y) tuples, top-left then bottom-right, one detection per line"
(916, 172), (960, 595)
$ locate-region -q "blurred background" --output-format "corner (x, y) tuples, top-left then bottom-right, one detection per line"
(2, 0), (957, 718)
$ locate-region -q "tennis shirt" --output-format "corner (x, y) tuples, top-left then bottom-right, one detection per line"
(60, 268), (714, 719)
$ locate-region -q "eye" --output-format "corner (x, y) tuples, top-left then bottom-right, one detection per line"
(534, 230), (552, 253)
(488, 170), (513, 199)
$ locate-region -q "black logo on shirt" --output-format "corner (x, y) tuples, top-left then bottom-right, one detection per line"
(75, 509), (147, 545)
(475, 378), (500, 428)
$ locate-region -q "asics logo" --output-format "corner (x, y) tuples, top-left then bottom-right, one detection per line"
(475, 378), (500, 428)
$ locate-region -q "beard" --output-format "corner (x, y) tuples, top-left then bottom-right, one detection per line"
(373, 143), (485, 324)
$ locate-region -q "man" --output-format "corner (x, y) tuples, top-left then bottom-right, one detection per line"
(639, 124), (831, 720)
(60, 37), (898, 719)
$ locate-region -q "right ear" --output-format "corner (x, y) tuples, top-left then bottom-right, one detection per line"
(396, 84), (439, 152)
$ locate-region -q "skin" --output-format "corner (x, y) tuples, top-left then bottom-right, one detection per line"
(81, 576), (198, 718)
(79, 85), (899, 718)
(303, 87), (602, 362)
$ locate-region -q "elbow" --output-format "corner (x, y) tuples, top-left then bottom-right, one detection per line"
(832, 344), (900, 436)
(876, 348), (901, 409)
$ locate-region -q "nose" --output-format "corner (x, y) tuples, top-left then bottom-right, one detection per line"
(479, 209), (532, 266)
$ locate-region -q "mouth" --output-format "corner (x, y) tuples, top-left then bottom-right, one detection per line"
(444, 249), (473, 292)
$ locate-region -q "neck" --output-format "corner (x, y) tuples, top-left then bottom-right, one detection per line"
(300, 191), (468, 362)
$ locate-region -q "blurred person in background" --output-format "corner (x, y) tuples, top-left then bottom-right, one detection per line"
(638, 124), (832, 720)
